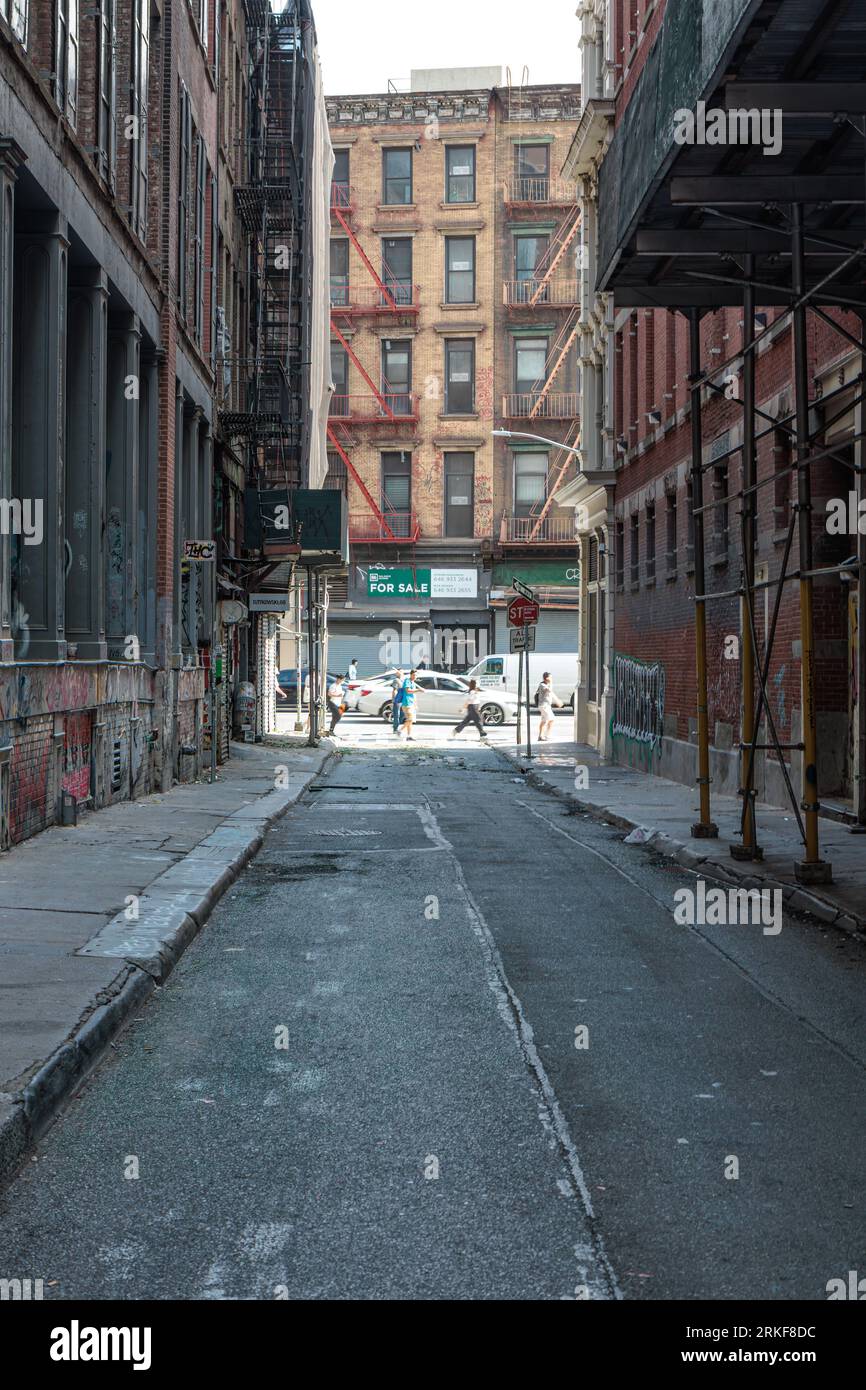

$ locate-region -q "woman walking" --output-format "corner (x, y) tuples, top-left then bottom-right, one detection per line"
(327, 674), (348, 737)
(390, 669), (405, 735)
(535, 671), (563, 742)
(449, 680), (487, 741)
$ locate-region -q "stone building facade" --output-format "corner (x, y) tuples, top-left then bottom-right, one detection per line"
(0, 0), (318, 845)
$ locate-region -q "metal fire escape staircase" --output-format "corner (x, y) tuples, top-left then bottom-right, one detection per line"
(331, 205), (398, 311)
(328, 205), (420, 545)
(528, 308), (581, 419)
(525, 420), (581, 541)
(528, 208), (582, 307)
(229, 0), (306, 557)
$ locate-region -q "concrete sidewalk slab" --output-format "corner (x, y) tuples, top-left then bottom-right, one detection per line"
(0, 738), (334, 1187)
(498, 740), (866, 936)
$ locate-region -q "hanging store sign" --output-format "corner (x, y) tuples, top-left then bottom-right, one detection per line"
(249, 593), (290, 613)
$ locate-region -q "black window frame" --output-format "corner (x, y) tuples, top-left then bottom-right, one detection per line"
(445, 145), (476, 203)
(513, 450), (548, 518)
(129, 0), (150, 237)
(381, 338), (412, 415)
(382, 236), (413, 306)
(515, 143), (550, 181)
(331, 148), (350, 206)
(381, 450), (412, 528)
(56, 0), (80, 124)
(330, 237), (349, 305)
(382, 147), (413, 205)
(514, 336), (549, 396)
(444, 451), (475, 538)
(445, 236), (476, 304)
(444, 339), (475, 415)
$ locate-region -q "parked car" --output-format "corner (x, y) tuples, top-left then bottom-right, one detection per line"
(276, 669), (342, 706)
(465, 652), (578, 708)
(355, 671), (519, 726)
(342, 663), (432, 710)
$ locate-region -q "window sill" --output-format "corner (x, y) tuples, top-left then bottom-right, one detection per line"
(645, 575), (656, 588)
(440, 201), (480, 210)
(440, 301), (481, 310)
(711, 554), (728, 569)
(438, 412), (479, 420)
(630, 579), (640, 592)
(665, 569), (677, 583)
(378, 202), (416, 213)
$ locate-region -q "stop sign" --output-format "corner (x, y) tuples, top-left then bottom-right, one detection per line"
(507, 596), (540, 627)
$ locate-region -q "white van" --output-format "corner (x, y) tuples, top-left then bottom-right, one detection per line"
(466, 653), (578, 708)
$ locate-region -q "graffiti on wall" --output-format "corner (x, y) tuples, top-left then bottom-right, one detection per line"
(610, 654), (666, 755)
(63, 712), (92, 802)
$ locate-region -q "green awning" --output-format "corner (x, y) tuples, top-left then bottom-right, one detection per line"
(493, 560), (579, 587)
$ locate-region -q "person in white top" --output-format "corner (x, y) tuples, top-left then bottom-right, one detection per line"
(348, 659), (358, 682)
(449, 680), (488, 741)
(327, 675), (347, 736)
(535, 672), (562, 742)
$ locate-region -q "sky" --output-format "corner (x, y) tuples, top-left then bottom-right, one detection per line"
(312, 0), (581, 96)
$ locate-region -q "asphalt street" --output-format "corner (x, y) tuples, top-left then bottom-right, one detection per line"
(0, 731), (864, 1299)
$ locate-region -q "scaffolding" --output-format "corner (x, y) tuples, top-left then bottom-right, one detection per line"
(603, 63), (866, 883)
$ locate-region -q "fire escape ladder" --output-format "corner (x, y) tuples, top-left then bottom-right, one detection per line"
(529, 309), (580, 419)
(326, 424), (397, 540)
(332, 205), (397, 308)
(526, 422), (582, 541)
(331, 319), (396, 418)
(529, 209), (581, 306)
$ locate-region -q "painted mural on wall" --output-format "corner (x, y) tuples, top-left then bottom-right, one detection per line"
(610, 653), (666, 757)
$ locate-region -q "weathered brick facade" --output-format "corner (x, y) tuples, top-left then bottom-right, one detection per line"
(0, 0), (258, 844)
(325, 78), (583, 666)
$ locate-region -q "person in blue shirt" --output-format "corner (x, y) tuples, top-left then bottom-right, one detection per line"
(390, 669), (405, 734)
(398, 669), (418, 742)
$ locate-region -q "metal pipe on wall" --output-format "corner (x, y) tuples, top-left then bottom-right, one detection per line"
(791, 204), (831, 883)
(687, 308), (718, 839)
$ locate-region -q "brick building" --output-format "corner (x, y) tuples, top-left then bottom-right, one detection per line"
(323, 70), (582, 676)
(0, 0), (330, 844)
(581, 0), (866, 874)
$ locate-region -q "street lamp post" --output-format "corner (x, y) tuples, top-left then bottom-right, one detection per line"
(491, 428), (583, 458)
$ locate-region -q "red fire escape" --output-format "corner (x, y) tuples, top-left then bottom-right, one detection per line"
(327, 186), (421, 544)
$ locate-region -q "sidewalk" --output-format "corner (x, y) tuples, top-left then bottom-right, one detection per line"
(0, 737), (334, 1184)
(498, 739), (866, 936)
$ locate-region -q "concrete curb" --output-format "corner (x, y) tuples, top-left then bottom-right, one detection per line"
(0, 748), (336, 1189)
(497, 747), (866, 940)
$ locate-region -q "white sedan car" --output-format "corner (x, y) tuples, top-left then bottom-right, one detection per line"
(355, 671), (520, 726)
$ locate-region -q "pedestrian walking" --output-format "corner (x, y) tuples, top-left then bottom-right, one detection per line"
(535, 671), (563, 741)
(390, 668), (406, 734)
(327, 674), (348, 736)
(348, 658), (358, 682)
(398, 669), (419, 741)
(449, 680), (488, 741)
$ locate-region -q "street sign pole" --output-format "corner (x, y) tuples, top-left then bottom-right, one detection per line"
(210, 555), (217, 784)
(524, 627), (532, 760)
(517, 638), (524, 746)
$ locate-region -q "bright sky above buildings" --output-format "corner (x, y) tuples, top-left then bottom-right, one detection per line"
(313, 0), (581, 96)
